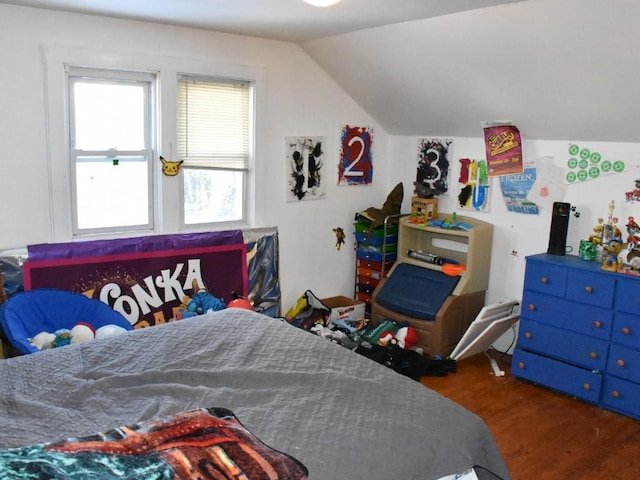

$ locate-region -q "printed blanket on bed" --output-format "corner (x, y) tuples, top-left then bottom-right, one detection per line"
(0, 406), (308, 479)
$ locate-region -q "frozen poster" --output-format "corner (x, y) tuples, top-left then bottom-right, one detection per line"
(500, 166), (539, 214)
(286, 136), (327, 201)
(338, 125), (373, 185)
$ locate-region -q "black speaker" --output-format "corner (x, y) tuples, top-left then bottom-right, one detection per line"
(547, 202), (571, 255)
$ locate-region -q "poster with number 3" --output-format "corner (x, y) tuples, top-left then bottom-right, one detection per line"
(338, 125), (373, 185)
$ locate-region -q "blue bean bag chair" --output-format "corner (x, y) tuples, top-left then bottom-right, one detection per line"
(0, 289), (132, 355)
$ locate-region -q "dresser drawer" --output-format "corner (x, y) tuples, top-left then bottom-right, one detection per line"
(517, 319), (609, 371)
(607, 343), (640, 384)
(356, 258), (394, 272)
(601, 376), (640, 420)
(614, 277), (640, 315)
(523, 261), (568, 298)
(611, 312), (640, 348)
(357, 275), (380, 288)
(522, 291), (612, 340)
(357, 267), (383, 280)
(513, 348), (602, 404)
(521, 290), (566, 325)
(565, 269), (615, 308)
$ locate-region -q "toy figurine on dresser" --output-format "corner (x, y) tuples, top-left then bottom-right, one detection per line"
(598, 200), (625, 272)
(601, 237), (626, 272)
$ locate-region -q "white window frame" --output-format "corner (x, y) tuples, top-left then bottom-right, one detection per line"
(42, 44), (266, 242)
(67, 67), (156, 235)
(177, 74), (254, 229)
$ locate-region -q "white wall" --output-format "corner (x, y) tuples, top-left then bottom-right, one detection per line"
(3, 4), (640, 334)
(0, 4), (389, 312)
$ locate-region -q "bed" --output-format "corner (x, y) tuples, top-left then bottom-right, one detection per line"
(0, 308), (510, 479)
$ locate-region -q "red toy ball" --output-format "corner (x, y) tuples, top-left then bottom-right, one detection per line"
(227, 297), (254, 311)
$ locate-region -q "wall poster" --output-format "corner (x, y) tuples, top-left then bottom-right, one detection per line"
(338, 125), (373, 185)
(286, 136), (327, 201)
(457, 158), (491, 212)
(415, 138), (452, 197)
(482, 122), (523, 177)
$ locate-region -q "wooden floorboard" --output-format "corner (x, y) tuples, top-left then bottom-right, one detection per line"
(420, 350), (640, 480)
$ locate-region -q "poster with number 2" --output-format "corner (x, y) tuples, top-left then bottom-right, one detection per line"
(338, 125), (373, 185)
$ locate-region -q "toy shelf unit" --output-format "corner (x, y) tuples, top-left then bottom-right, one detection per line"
(513, 253), (640, 420)
(354, 213), (402, 318)
(371, 214), (494, 357)
(397, 214), (493, 297)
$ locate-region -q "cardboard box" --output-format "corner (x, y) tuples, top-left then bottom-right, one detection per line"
(321, 296), (366, 323)
(410, 196), (438, 224)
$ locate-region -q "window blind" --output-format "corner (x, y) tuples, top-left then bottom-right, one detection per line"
(177, 75), (250, 170)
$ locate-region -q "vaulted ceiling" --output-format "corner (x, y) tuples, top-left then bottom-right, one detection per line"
(3, 0), (639, 142)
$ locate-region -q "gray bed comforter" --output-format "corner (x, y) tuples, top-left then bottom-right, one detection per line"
(0, 309), (510, 479)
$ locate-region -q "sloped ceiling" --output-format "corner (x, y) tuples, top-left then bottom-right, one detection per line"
(3, 0), (639, 143)
(302, 0), (640, 142)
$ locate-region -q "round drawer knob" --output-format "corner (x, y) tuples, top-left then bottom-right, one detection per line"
(622, 327), (630, 335)
(540, 277), (549, 284)
(617, 359), (625, 367)
(583, 383), (591, 391)
(584, 286), (593, 294)
(612, 390), (620, 399)
(589, 352), (598, 359)
(528, 304), (535, 311)
(593, 320), (602, 329)
(524, 332), (532, 339)
(518, 362), (525, 369)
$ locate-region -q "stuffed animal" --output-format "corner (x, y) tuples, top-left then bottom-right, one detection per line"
(53, 329), (72, 348)
(28, 331), (56, 350)
(70, 322), (96, 344)
(394, 323), (418, 350)
(184, 290), (226, 316)
(95, 324), (128, 339)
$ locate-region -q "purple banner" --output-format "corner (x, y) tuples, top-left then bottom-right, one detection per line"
(23, 244), (247, 328)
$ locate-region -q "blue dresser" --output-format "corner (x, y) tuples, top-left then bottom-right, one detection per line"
(513, 253), (640, 419)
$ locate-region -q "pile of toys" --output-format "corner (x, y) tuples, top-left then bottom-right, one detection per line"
(284, 292), (457, 380)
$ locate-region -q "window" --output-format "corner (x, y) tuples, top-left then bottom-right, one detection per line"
(177, 75), (252, 226)
(68, 67), (155, 235)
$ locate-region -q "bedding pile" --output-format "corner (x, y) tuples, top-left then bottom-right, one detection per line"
(0, 309), (510, 479)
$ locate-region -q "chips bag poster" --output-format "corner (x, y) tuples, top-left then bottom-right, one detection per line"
(483, 123), (523, 177)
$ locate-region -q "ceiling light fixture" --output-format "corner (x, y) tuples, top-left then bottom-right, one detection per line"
(303, 0), (342, 7)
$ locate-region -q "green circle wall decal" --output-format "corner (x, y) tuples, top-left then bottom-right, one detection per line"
(569, 144), (580, 155)
(577, 170), (588, 181)
(568, 158), (578, 169)
(590, 152), (601, 163)
(601, 160), (612, 172)
(613, 161), (625, 172)
(579, 148), (591, 160)
(578, 159), (589, 169)
(566, 171), (577, 183)
(589, 167), (600, 178)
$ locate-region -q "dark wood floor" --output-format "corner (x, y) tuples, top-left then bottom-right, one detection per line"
(421, 350), (640, 480)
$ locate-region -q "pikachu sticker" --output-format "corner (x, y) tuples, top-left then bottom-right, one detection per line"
(160, 156), (183, 176)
